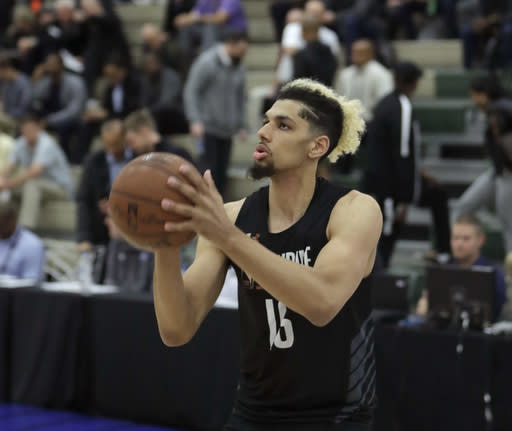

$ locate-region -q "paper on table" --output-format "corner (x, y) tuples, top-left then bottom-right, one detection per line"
(41, 282), (119, 294)
(0, 276), (37, 288)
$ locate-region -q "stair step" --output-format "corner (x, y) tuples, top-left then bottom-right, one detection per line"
(414, 99), (472, 134)
(394, 40), (462, 68)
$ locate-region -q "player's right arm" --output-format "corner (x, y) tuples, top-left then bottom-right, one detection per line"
(152, 200), (243, 346)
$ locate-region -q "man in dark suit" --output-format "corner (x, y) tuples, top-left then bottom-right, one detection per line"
(76, 119), (132, 254)
(362, 61), (451, 267)
(101, 54), (142, 120)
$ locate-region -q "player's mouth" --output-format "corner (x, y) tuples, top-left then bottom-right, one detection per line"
(253, 143), (269, 160)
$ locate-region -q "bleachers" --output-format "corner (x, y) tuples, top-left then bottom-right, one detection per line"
(36, 0), (506, 271)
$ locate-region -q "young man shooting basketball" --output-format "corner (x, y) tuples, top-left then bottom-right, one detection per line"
(153, 79), (382, 430)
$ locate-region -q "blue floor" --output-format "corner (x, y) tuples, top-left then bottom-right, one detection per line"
(0, 404), (186, 431)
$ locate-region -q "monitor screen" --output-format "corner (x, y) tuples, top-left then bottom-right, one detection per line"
(426, 265), (495, 324)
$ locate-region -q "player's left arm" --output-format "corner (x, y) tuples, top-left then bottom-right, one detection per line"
(163, 166), (382, 326)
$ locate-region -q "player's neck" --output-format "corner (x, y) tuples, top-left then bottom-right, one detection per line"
(267, 170), (316, 232)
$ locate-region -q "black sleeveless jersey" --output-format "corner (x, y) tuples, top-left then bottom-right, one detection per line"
(230, 177), (376, 427)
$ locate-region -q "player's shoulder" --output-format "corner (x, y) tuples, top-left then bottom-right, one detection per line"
(224, 198), (246, 223)
(331, 190), (382, 224)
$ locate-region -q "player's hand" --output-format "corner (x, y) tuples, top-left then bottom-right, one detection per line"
(161, 167), (235, 247)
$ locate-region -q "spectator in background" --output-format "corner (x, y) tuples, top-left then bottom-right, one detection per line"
(141, 23), (184, 79)
(0, 132), (14, 172)
(292, 14), (337, 86)
(43, 0), (87, 72)
(336, 39), (393, 122)
(79, 54), (141, 164)
(0, 0), (15, 45)
(362, 62), (451, 267)
(175, 0), (248, 66)
(452, 75), (512, 260)
(184, 30), (248, 197)
(460, 0), (512, 69)
(325, 0), (384, 64)
(76, 119), (131, 256)
(416, 215), (507, 321)
(32, 53), (87, 162)
(82, 54), (141, 124)
(101, 54), (142, 120)
(123, 109), (193, 162)
(162, 0), (196, 38)
(0, 114), (73, 230)
(386, 0), (459, 40)
(277, 0), (340, 87)
(140, 52), (188, 136)
(0, 201), (45, 283)
(0, 55), (32, 132)
(103, 110), (194, 292)
(269, 0), (305, 41)
(2, 6), (46, 75)
(80, 0), (132, 91)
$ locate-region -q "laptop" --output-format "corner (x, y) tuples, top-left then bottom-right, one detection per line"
(426, 265), (496, 326)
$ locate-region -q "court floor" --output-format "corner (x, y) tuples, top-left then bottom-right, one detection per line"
(0, 404), (186, 431)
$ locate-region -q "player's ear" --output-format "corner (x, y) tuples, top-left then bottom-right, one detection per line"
(308, 135), (329, 160)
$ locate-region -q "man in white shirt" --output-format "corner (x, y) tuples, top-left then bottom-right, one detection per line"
(336, 39), (393, 122)
(276, 0), (340, 84)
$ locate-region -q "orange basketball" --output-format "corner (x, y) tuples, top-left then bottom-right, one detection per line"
(109, 152), (197, 249)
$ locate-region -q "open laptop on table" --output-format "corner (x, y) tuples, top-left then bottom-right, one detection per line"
(426, 265), (495, 329)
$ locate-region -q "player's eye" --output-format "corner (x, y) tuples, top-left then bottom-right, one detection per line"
(279, 122), (290, 130)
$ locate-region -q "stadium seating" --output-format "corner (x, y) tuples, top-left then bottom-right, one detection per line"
(36, 0), (505, 274)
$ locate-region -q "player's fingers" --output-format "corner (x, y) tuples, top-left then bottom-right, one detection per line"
(161, 198), (193, 217)
(164, 220), (194, 232)
(178, 164), (208, 194)
(167, 176), (201, 203)
(203, 169), (219, 194)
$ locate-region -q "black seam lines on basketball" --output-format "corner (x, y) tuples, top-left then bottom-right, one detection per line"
(110, 190), (164, 206)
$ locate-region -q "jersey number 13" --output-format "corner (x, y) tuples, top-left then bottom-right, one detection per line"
(265, 299), (295, 349)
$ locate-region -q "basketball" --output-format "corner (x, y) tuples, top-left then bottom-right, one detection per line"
(109, 152), (197, 249)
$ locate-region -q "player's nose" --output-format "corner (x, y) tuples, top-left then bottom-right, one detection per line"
(257, 123), (271, 143)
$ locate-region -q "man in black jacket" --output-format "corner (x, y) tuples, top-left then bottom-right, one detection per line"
(362, 62), (451, 267)
(292, 14), (337, 86)
(76, 119), (132, 254)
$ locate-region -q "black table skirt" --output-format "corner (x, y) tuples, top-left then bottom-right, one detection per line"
(1, 287), (512, 431)
(89, 293), (239, 431)
(0, 288), (10, 402)
(374, 324), (512, 431)
(9, 288), (88, 408)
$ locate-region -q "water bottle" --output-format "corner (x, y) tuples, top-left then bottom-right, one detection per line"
(77, 252), (93, 294)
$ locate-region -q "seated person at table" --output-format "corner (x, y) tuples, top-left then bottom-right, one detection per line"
(417, 214), (507, 320)
(0, 201), (45, 283)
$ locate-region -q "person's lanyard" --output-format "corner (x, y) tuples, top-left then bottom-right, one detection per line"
(0, 229), (21, 274)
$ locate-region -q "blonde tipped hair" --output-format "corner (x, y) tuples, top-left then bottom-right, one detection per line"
(279, 78), (366, 163)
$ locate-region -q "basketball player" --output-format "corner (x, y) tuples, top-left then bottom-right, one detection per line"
(154, 79), (382, 430)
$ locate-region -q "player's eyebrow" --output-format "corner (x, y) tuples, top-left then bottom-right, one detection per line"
(263, 113), (297, 125)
